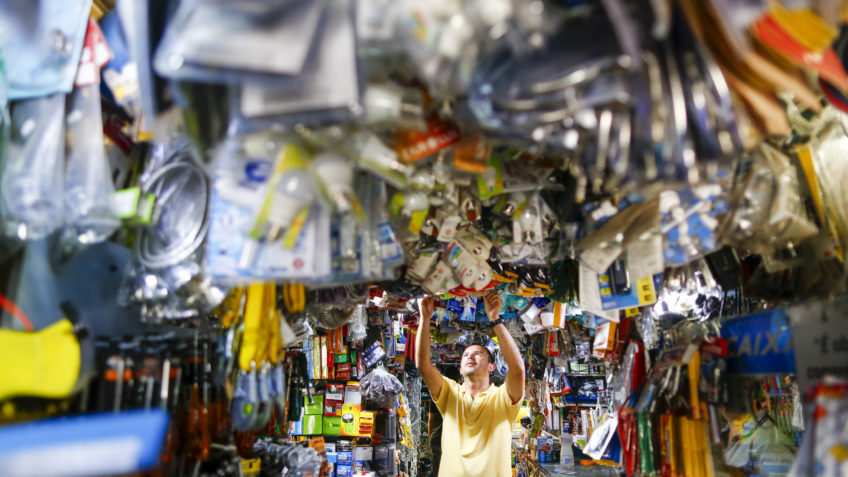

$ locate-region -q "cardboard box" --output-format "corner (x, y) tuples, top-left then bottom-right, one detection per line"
(303, 414), (323, 435)
(290, 418), (304, 436)
(326, 442), (338, 463)
(335, 465), (352, 477)
(341, 404), (361, 436)
(337, 450), (353, 466)
(358, 410), (375, 438)
(353, 446), (373, 462)
(324, 403), (343, 417)
(343, 382), (362, 405)
(323, 416), (342, 436)
(305, 394), (325, 415)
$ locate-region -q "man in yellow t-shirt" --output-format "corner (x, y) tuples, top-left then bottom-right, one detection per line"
(415, 293), (526, 477)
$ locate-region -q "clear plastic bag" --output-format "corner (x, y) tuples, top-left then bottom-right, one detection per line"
(0, 93), (66, 240)
(0, 0), (91, 99)
(361, 366), (404, 409)
(722, 144), (818, 262)
(63, 84), (120, 245)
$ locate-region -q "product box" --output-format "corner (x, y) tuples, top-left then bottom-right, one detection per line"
(341, 404), (361, 436)
(305, 394), (324, 415)
(326, 443), (338, 463)
(324, 416), (342, 436)
(598, 272), (661, 310)
(290, 417), (304, 436)
(359, 410), (375, 438)
(353, 446), (374, 462)
(325, 383), (345, 416)
(303, 414), (324, 435)
(362, 341), (386, 368)
(337, 450), (353, 466)
(326, 384), (345, 404)
(344, 382), (362, 405)
(335, 465), (352, 477)
(335, 362), (351, 380)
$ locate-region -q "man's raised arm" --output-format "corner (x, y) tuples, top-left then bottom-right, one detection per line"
(483, 293), (525, 404)
(415, 295), (444, 399)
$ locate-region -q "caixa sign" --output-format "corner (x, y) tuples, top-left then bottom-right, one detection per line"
(720, 309), (796, 375)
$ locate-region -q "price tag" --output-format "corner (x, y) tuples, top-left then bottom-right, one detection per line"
(625, 307), (640, 318)
(636, 277), (657, 306)
(241, 459), (262, 474)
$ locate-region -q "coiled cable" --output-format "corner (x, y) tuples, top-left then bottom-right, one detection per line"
(135, 148), (209, 270)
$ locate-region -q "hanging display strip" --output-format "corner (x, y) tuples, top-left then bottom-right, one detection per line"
(4, 0), (848, 476)
(720, 308), (797, 376)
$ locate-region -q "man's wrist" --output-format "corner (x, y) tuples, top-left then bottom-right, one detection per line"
(489, 316), (505, 327)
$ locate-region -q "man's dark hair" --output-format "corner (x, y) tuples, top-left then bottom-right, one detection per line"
(460, 343), (494, 364)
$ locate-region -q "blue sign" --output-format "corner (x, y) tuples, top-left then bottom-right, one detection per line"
(721, 309), (796, 375)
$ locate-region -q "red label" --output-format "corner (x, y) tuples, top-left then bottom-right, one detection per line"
(395, 118), (461, 163)
(75, 19), (113, 87)
(701, 338), (728, 357)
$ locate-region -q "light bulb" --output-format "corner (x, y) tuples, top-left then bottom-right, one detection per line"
(266, 168), (314, 241)
(314, 152), (354, 213)
(518, 204), (539, 242)
(364, 84), (403, 124)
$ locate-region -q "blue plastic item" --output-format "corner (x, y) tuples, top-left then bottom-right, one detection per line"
(0, 409), (169, 477)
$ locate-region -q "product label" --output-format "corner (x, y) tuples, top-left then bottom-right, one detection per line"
(396, 118), (461, 163)
(788, 298), (848, 393)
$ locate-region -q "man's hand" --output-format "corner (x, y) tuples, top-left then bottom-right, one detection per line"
(415, 294), (443, 399)
(482, 292), (503, 322)
(418, 295), (434, 325)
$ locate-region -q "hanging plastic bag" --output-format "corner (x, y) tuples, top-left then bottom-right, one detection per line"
(63, 84), (120, 245)
(0, 0), (91, 99)
(584, 411), (619, 460)
(0, 94), (66, 240)
(360, 366), (403, 409)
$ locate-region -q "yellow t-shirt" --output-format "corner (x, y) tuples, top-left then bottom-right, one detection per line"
(434, 376), (522, 477)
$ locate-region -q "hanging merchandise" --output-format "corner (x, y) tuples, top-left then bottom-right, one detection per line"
(6, 0), (848, 476)
(0, 94), (66, 241)
(63, 19), (120, 248)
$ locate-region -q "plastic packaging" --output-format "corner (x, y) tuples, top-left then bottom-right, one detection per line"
(0, 94), (66, 240)
(230, 0), (360, 131)
(0, 0), (92, 99)
(559, 432), (575, 466)
(63, 84), (120, 245)
(135, 142), (209, 270)
(153, 0), (327, 83)
(360, 366), (404, 409)
(723, 145), (818, 267)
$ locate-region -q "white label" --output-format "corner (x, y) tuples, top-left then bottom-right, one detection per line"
(788, 299), (848, 393)
(626, 233), (664, 280)
(580, 245), (622, 275)
(579, 264), (620, 322)
(437, 215), (462, 242)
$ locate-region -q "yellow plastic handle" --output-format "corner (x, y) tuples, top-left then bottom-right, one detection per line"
(0, 319), (80, 400)
(239, 283), (266, 372)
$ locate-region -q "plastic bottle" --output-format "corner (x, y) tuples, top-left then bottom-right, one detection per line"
(560, 432), (574, 467)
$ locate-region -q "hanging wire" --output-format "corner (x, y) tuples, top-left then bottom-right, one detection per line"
(135, 151), (209, 270)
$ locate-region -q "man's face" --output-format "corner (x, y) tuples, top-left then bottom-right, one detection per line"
(461, 345), (494, 378)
